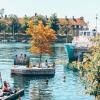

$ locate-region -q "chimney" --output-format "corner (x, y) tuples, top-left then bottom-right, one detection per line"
(73, 16), (76, 21)
(80, 16), (84, 20)
(65, 16), (68, 20)
(5, 15), (7, 19)
(45, 15), (48, 20)
(35, 13), (37, 16)
(72, 16), (75, 19)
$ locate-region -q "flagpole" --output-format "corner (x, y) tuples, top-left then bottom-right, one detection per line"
(96, 14), (98, 36)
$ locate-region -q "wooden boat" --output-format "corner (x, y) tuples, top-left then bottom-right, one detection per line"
(0, 89), (24, 100)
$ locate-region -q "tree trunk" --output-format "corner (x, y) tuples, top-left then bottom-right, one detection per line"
(12, 25), (15, 39)
(39, 53), (42, 67)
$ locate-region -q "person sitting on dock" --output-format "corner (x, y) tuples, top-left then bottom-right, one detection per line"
(45, 60), (48, 68)
(19, 53), (24, 65)
(23, 54), (27, 65)
(14, 55), (19, 65)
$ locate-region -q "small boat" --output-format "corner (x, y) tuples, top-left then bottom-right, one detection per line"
(0, 89), (24, 100)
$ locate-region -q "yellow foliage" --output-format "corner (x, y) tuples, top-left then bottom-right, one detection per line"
(26, 20), (56, 55)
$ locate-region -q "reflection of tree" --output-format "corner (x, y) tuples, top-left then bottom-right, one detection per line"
(12, 75), (31, 88)
(30, 80), (52, 100)
(50, 13), (59, 32)
(52, 45), (66, 60)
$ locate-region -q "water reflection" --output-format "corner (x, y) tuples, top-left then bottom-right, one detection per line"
(30, 80), (53, 100)
(12, 75), (54, 100)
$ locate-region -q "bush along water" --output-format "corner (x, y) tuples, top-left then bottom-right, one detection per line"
(67, 36), (100, 100)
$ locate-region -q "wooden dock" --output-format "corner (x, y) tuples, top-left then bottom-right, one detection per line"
(11, 67), (55, 76)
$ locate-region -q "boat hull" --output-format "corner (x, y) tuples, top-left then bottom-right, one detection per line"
(64, 43), (88, 62)
(64, 43), (77, 62)
(4, 89), (24, 100)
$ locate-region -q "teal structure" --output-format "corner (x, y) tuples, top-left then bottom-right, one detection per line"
(64, 43), (76, 62)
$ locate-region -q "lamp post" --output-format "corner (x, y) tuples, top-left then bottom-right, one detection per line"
(96, 14), (98, 36)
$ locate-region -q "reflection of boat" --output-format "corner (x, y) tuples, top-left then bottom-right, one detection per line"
(0, 89), (24, 100)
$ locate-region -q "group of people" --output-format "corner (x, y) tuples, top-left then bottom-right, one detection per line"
(40, 60), (55, 68)
(14, 53), (29, 66)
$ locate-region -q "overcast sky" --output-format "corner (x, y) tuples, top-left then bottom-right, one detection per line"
(0, 0), (100, 31)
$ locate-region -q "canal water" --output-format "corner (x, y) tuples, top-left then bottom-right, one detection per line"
(0, 43), (95, 100)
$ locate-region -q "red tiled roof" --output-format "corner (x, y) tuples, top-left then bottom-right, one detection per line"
(59, 18), (87, 26)
(59, 18), (69, 25)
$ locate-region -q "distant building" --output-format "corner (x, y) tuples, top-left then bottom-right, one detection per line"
(59, 16), (88, 36)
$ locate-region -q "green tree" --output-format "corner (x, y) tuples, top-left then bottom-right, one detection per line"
(0, 20), (6, 32)
(34, 14), (47, 26)
(50, 13), (59, 32)
(20, 15), (30, 33)
(8, 14), (20, 38)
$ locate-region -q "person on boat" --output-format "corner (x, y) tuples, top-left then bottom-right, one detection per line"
(2, 81), (12, 93)
(0, 74), (3, 97)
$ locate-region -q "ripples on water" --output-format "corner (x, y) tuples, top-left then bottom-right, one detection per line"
(0, 43), (95, 100)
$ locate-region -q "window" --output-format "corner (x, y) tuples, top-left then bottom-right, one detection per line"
(87, 32), (90, 36)
(84, 32), (86, 36)
(80, 32), (83, 36)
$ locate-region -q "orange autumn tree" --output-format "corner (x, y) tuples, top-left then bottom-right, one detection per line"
(26, 20), (56, 66)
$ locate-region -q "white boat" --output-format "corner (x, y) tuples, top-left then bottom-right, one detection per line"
(64, 29), (96, 62)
